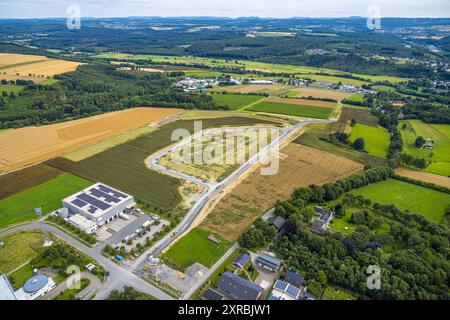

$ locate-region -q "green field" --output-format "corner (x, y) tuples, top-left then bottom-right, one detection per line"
(350, 123), (390, 158)
(162, 228), (230, 270)
(399, 120), (450, 176)
(94, 53), (409, 85)
(345, 93), (364, 103)
(0, 173), (92, 229)
(0, 84), (24, 94)
(246, 101), (333, 119)
(349, 178), (450, 224)
(211, 93), (264, 110)
(47, 117), (278, 211)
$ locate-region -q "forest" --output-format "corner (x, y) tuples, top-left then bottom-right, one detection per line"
(0, 63), (220, 128)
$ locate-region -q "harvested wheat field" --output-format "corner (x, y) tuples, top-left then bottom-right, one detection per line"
(395, 167), (450, 189)
(265, 97), (336, 108)
(0, 107), (183, 172)
(293, 87), (351, 101)
(0, 53), (47, 67)
(1, 59), (83, 78)
(201, 143), (363, 241)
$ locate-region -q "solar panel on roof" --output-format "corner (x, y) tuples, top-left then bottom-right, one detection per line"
(274, 280), (288, 291)
(97, 184), (127, 199)
(90, 188), (120, 204)
(71, 198), (87, 208)
(286, 284), (300, 297)
(202, 288), (223, 300)
(77, 193), (110, 211)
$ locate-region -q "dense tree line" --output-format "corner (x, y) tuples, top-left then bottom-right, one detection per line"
(0, 63), (222, 129)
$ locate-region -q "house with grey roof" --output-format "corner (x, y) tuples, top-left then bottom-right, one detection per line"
(255, 252), (283, 273)
(269, 216), (286, 232)
(284, 270), (304, 288)
(233, 252), (250, 269)
(217, 272), (263, 300)
(311, 206), (334, 234)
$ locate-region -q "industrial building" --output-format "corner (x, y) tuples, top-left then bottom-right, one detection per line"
(0, 274), (56, 300)
(62, 183), (135, 227)
(67, 214), (98, 234)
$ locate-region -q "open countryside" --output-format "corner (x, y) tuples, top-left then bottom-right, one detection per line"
(201, 143), (364, 241)
(0, 107), (183, 172)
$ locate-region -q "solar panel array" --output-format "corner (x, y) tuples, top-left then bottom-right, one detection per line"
(202, 288), (224, 301)
(273, 280), (300, 299)
(67, 183), (131, 216)
(97, 184), (127, 199)
(78, 193), (111, 211)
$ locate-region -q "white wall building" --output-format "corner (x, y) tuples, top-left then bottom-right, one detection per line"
(68, 214), (98, 234)
(62, 183), (135, 226)
(0, 274), (56, 300)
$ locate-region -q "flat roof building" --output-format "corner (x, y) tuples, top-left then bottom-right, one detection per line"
(68, 214), (98, 234)
(0, 274), (56, 300)
(0, 274), (16, 300)
(256, 252), (282, 273)
(62, 183), (134, 226)
(217, 272), (263, 300)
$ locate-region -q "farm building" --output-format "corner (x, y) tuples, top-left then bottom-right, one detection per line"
(62, 183), (135, 226)
(217, 272), (263, 300)
(255, 252), (283, 273)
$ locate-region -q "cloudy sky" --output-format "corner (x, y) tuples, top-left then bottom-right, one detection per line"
(1, 0), (449, 19)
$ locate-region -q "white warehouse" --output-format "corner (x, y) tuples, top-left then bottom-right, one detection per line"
(62, 183), (135, 227)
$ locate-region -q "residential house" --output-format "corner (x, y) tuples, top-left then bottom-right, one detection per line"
(217, 272), (263, 300)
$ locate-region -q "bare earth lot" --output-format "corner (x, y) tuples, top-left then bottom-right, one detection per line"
(293, 87), (351, 101)
(0, 107), (182, 172)
(395, 167), (450, 189)
(264, 97), (336, 108)
(201, 143), (364, 241)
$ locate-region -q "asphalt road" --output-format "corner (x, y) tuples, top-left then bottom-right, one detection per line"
(134, 119), (334, 269)
(0, 222), (173, 300)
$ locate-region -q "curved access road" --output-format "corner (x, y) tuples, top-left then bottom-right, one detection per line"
(0, 222), (174, 300)
(134, 119), (334, 269)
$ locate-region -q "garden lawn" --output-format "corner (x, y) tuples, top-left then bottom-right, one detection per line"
(349, 178), (450, 224)
(162, 228), (230, 270)
(350, 123), (390, 158)
(211, 93), (264, 110)
(246, 101), (332, 119)
(0, 173), (92, 229)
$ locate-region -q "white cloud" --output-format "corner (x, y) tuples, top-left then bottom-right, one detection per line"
(0, 0), (449, 18)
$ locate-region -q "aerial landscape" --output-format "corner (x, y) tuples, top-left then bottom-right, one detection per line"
(0, 0), (449, 310)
